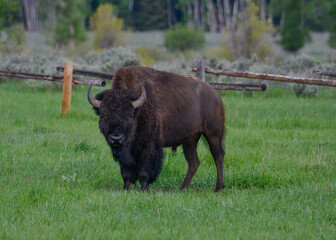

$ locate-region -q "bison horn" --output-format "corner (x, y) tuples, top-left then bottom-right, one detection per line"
(132, 84), (146, 109)
(87, 83), (101, 109)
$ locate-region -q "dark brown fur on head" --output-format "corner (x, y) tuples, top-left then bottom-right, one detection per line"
(93, 89), (141, 167)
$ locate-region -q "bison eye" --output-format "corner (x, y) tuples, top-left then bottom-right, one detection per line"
(129, 113), (133, 119)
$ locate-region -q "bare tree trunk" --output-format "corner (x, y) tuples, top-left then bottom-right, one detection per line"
(268, 6), (273, 25)
(22, 0), (39, 31)
(223, 0), (231, 30)
(167, 0), (173, 28)
(239, 0), (246, 9)
(39, 0), (56, 29)
(280, 10), (285, 28)
(207, 0), (217, 32)
(216, 0), (225, 32)
(200, 2), (206, 31)
(300, 0), (305, 28)
(187, 3), (194, 28)
(49, 4), (56, 27)
(260, 0), (266, 23)
(194, 0), (202, 29)
(232, 0), (239, 29)
(129, 0), (134, 13)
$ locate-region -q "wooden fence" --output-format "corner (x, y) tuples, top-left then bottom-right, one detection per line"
(194, 57), (267, 91)
(193, 57), (336, 88)
(0, 62), (106, 116)
(2, 58), (335, 115)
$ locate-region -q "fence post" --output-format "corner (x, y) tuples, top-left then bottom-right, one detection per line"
(61, 62), (73, 116)
(197, 57), (206, 82)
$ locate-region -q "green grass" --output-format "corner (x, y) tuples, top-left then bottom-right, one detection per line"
(1, 82), (336, 239)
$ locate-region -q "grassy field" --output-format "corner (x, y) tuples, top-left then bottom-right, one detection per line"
(0, 82), (335, 239)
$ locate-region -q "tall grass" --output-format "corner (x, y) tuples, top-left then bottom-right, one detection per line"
(0, 82), (335, 239)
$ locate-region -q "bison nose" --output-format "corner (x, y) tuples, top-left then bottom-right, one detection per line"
(109, 135), (124, 146)
(111, 135), (123, 141)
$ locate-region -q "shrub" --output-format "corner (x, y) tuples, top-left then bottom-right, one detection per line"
(164, 25), (205, 52)
(0, 54), (67, 88)
(232, 57), (253, 71)
(75, 48), (139, 73)
(292, 84), (318, 98)
(0, 47), (139, 87)
(283, 54), (317, 73)
(0, 24), (26, 55)
(90, 3), (131, 52)
(0, 54), (66, 75)
(136, 47), (166, 66)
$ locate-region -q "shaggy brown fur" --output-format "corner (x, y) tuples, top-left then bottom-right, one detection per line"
(89, 66), (225, 191)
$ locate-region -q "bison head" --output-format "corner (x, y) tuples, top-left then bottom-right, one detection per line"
(87, 84), (146, 156)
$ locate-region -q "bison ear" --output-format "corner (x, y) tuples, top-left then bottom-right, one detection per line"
(95, 90), (109, 100)
(92, 90), (108, 115)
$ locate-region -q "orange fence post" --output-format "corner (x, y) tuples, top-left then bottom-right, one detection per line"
(61, 62), (73, 116)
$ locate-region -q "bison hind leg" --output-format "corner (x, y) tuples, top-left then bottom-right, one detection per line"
(180, 134), (201, 190)
(204, 134), (225, 192)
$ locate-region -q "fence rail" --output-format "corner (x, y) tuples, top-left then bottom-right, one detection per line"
(313, 69), (336, 78)
(56, 67), (114, 79)
(0, 70), (106, 87)
(209, 83), (267, 91)
(192, 67), (336, 87)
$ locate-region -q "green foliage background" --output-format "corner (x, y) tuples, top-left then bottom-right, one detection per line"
(280, 1), (306, 52)
(164, 25), (205, 52)
(53, 0), (88, 45)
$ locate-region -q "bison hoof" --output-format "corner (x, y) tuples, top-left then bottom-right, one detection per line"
(123, 181), (131, 190)
(141, 187), (150, 192)
(214, 185), (225, 192)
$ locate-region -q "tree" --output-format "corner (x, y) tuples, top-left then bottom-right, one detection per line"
(54, 0), (88, 46)
(21, 0), (39, 31)
(214, 0), (273, 60)
(90, 3), (130, 51)
(280, 0), (306, 52)
(0, 0), (25, 55)
(0, 0), (20, 29)
(238, 0), (273, 58)
(327, 1), (336, 48)
(132, 0), (167, 30)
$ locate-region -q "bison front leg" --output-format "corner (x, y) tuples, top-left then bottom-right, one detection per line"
(138, 146), (163, 191)
(139, 170), (149, 191)
(120, 166), (137, 190)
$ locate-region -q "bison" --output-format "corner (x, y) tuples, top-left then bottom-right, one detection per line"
(87, 66), (225, 191)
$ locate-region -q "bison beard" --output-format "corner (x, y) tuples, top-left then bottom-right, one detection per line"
(88, 66), (225, 192)
(111, 141), (163, 190)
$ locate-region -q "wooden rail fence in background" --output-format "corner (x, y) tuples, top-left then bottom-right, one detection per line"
(193, 58), (336, 88)
(0, 70), (106, 87)
(3, 59), (335, 115)
(194, 57), (267, 91)
(0, 62), (106, 116)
